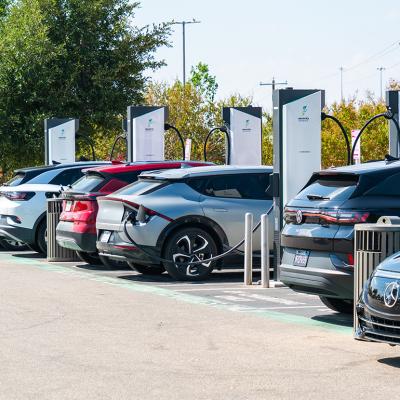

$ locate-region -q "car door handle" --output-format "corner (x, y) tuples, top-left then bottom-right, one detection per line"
(213, 208), (228, 212)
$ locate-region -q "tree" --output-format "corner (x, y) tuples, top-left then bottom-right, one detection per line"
(0, 0), (170, 174)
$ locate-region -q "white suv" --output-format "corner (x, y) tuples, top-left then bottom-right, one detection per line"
(0, 162), (107, 253)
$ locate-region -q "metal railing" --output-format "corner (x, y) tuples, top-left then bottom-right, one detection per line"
(354, 217), (400, 333)
(47, 198), (80, 262)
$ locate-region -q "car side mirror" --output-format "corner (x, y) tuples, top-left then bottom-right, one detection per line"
(266, 173), (279, 198)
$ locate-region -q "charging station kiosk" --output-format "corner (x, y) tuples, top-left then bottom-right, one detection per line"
(44, 118), (79, 165)
(126, 106), (167, 162)
(222, 107), (262, 166)
(272, 88), (325, 274)
(386, 90), (400, 157)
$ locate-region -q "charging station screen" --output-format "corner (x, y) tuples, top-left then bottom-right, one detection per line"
(282, 92), (322, 206)
(131, 108), (165, 161)
(229, 109), (262, 166)
(48, 120), (76, 164)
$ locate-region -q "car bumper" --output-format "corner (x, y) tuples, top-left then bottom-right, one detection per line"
(96, 236), (161, 267)
(356, 300), (400, 345)
(56, 221), (96, 253)
(0, 217), (35, 244)
(280, 263), (353, 299)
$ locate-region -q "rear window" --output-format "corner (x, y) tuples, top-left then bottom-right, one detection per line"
(5, 173), (25, 187)
(113, 179), (166, 196)
(364, 172), (400, 196)
(70, 173), (105, 192)
(295, 175), (359, 201)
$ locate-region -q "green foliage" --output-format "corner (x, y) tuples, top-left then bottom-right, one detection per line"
(0, 0), (170, 174)
(322, 98), (388, 168)
(189, 62), (218, 102)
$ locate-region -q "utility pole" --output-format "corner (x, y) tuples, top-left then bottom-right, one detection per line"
(171, 19), (201, 85)
(377, 66), (386, 100)
(339, 66), (344, 102)
(260, 77), (288, 92)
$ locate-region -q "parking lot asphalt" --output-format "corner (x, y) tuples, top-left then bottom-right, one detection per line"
(1, 249), (400, 399)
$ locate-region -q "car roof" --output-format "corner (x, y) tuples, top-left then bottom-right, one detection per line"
(140, 165), (273, 180)
(319, 160), (400, 175)
(83, 160), (212, 175)
(14, 161), (110, 174)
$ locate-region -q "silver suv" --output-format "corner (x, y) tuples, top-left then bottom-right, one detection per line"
(96, 165), (273, 281)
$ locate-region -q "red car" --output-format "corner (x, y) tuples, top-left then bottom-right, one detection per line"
(56, 161), (211, 266)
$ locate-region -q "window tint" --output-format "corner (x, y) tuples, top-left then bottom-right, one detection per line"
(117, 171), (141, 183)
(365, 172), (400, 196)
(50, 168), (84, 186)
(70, 173), (105, 192)
(113, 179), (166, 196)
(295, 175), (358, 201)
(6, 173), (25, 187)
(188, 173), (271, 200)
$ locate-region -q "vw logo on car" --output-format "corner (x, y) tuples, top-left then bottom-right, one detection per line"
(296, 210), (303, 224)
(384, 281), (399, 308)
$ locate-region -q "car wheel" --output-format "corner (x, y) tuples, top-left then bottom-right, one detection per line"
(0, 238), (28, 251)
(127, 261), (165, 275)
(319, 296), (354, 314)
(99, 255), (128, 269)
(76, 251), (102, 265)
(36, 221), (47, 255)
(163, 227), (217, 281)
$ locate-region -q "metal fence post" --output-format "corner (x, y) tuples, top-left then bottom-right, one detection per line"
(244, 213), (253, 286)
(261, 213), (270, 288)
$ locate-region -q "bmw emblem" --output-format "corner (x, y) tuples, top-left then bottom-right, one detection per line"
(384, 281), (399, 308)
(296, 210), (303, 224)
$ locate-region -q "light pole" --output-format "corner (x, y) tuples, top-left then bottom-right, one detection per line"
(171, 19), (201, 85)
(377, 66), (386, 100)
(260, 77), (288, 92)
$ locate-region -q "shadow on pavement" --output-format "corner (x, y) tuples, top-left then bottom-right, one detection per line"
(378, 357), (400, 368)
(74, 263), (131, 272)
(311, 314), (353, 328)
(12, 252), (45, 259)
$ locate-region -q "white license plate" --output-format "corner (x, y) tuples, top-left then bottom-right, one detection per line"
(293, 250), (310, 267)
(100, 231), (112, 243)
(65, 201), (73, 212)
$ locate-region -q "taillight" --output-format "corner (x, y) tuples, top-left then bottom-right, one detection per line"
(2, 191), (35, 201)
(347, 253), (354, 266)
(60, 198), (98, 223)
(285, 207), (370, 225)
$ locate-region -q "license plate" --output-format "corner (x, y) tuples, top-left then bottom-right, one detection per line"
(293, 250), (310, 267)
(65, 201), (73, 212)
(100, 231), (112, 243)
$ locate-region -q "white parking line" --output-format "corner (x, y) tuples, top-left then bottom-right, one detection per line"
(214, 295), (255, 302)
(170, 287), (273, 292)
(244, 305), (330, 311)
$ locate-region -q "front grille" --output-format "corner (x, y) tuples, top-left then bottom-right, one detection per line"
(359, 314), (400, 344)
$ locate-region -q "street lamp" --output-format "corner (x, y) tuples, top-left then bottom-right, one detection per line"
(171, 19), (201, 85)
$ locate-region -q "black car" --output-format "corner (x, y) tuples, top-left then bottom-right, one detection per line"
(280, 160), (400, 313)
(356, 251), (400, 345)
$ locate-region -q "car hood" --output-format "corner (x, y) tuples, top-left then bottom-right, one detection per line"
(0, 183), (63, 193)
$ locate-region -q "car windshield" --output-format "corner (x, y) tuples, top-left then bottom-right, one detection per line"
(295, 175), (359, 201)
(70, 173), (104, 193)
(113, 179), (166, 196)
(5, 173), (25, 187)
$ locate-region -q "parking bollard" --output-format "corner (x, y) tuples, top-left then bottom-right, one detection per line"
(261, 213), (270, 288)
(244, 213), (253, 286)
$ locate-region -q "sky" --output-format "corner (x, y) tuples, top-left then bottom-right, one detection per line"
(136, 0), (400, 111)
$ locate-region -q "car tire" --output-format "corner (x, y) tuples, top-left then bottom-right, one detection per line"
(36, 221), (47, 255)
(127, 261), (165, 275)
(27, 243), (41, 253)
(163, 227), (218, 281)
(319, 296), (354, 314)
(76, 251), (102, 265)
(0, 238), (28, 251)
(99, 255), (128, 269)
